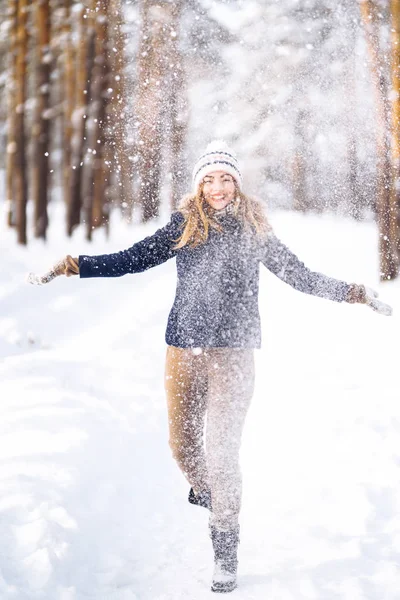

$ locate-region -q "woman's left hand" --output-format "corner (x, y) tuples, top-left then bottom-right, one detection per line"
(347, 284), (393, 316)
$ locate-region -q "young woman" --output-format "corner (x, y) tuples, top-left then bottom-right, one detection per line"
(45, 141), (391, 593)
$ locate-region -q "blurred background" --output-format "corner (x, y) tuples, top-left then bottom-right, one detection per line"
(1, 0), (400, 280)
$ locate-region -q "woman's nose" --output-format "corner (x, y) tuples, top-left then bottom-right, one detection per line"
(210, 180), (223, 192)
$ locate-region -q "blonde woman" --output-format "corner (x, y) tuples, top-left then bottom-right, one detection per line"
(43, 141), (391, 594)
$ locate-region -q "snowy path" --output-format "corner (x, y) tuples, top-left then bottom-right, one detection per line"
(1, 211), (400, 599)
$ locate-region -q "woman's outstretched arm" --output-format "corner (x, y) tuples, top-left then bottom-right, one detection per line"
(260, 233), (392, 315)
(28, 213), (184, 285)
(261, 234), (351, 302)
(79, 212), (184, 278)
(261, 233), (392, 316)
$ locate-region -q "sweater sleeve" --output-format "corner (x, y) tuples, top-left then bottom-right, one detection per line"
(260, 234), (351, 302)
(79, 212), (184, 278)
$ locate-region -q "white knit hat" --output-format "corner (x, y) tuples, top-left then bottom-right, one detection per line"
(192, 140), (242, 192)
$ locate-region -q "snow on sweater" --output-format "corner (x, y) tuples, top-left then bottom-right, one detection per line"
(79, 212), (351, 348)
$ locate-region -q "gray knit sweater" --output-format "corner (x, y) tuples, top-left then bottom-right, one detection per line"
(79, 212), (351, 348)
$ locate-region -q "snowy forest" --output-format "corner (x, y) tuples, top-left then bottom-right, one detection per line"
(1, 0), (400, 280)
(2, 3), (400, 599)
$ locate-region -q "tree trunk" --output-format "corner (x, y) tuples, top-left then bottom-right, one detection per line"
(109, 0), (133, 218)
(345, 20), (362, 220)
(67, 5), (94, 236)
(6, 0), (18, 228)
(167, 0), (187, 210)
(292, 110), (310, 212)
(91, 10), (110, 239)
(360, 0), (397, 280)
(83, 0), (110, 241)
(347, 135), (362, 219)
(390, 0), (400, 264)
(63, 0), (75, 213)
(32, 0), (51, 240)
(136, 0), (169, 222)
(15, 0), (29, 245)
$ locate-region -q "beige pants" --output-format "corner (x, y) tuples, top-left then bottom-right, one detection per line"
(165, 346), (255, 530)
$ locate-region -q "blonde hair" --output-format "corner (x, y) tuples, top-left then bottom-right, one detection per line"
(174, 183), (270, 249)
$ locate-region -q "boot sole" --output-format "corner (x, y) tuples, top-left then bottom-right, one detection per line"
(211, 580), (237, 593)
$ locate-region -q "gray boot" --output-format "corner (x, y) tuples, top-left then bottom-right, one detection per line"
(210, 526), (239, 593)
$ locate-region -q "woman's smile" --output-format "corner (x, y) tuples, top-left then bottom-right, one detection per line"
(211, 194), (226, 202)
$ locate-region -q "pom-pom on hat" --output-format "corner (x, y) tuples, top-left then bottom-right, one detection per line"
(192, 140), (242, 193)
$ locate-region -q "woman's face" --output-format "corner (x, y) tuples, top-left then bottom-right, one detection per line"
(202, 171), (236, 211)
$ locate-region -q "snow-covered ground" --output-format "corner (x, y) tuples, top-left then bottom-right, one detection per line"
(1, 208), (399, 600)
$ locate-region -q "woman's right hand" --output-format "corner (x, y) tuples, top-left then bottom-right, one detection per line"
(27, 255), (79, 285)
(52, 255), (80, 277)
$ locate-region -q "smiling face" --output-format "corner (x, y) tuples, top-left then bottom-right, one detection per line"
(202, 171), (236, 211)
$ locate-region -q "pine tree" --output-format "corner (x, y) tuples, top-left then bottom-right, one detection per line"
(5, 0), (18, 228)
(360, 0), (397, 280)
(32, 0), (51, 239)
(15, 0), (29, 245)
(67, 3), (94, 236)
(82, 0), (110, 240)
(136, 0), (167, 222)
(62, 0), (75, 215)
(390, 0), (400, 266)
(166, 0), (187, 210)
(109, 0), (133, 217)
